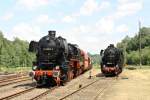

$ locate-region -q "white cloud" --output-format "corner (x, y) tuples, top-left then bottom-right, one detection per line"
(60, 1), (110, 24)
(80, 0), (110, 16)
(6, 0), (143, 54)
(118, 0), (130, 3)
(72, 25), (91, 33)
(36, 14), (56, 24)
(92, 0), (143, 35)
(62, 15), (75, 23)
(116, 24), (129, 33)
(95, 16), (114, 34)
(1, 12), (14, 21)
(13, 0), (142, 53)
(98, 1), (111, 10)
(16, 0), (49, 10)
(11, 23), (42, 41)
(115, 0), (143, 19)
(59, 22), (118, 54)
(63, 0), (111, 25)
(80, 0), (98, 15)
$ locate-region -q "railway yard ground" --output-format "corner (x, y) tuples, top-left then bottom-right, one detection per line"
(0, 66), (150, 100)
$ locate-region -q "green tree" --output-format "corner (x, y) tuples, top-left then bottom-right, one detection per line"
(0, 31), (35, 68)
(117, 27), (150, 65)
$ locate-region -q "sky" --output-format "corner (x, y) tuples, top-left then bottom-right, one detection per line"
(0, 0), (150, 54)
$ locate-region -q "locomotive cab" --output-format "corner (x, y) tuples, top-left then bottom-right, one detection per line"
(29, 41), (38, 52)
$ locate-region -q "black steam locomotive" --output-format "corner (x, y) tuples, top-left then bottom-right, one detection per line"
(29, 30), (91, 86)
(100, 44), (124, 76)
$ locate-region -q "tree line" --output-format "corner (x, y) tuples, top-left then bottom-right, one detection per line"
(89, 27), (150, 66)
(117, 27), (150, 65)
(0, 31), (35, 68)
(0, 27), (150, 68)
(88, 53), (100, 66)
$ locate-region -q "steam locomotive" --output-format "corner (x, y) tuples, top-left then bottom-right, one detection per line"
(100, 44), (124, 76)
(29, 30), (92, 86)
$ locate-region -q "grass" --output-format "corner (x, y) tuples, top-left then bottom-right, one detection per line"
(92, 64), (100, 69)
(0, 66), (31, 74)
(92, 64), (150, 70)
(125, 65), (150, 70)
(0, 64), (149, 74)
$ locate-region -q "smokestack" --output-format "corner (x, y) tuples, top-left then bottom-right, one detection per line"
(48, 30), (56, 37)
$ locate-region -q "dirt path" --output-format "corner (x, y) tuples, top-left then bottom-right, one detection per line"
(98, 69), (150, 100)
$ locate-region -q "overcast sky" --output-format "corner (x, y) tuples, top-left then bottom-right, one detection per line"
(0, 0), (150, 54)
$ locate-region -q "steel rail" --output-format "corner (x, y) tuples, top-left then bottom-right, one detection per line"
(30, 86), (58, 100)
(0, 77), (31, 87)
(59, 79), (100, 100)
(0, 87), (35, 100)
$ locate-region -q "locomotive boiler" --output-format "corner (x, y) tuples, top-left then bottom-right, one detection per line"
(29, 30), (92, 86)
(100, 44), (124, 76)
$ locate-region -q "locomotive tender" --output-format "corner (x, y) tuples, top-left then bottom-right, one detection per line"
(29, 30), (92, 86)
(100, 44), (124, 76)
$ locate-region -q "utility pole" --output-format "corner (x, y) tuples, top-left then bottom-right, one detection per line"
(139, 21), (142, 68)
(124, 42), (127, 65)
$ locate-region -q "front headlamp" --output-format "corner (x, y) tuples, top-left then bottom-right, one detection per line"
(32, 66), (37, 70)
(53, 71), (60, 77)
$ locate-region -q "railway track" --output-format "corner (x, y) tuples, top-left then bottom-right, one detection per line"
(0, 76), (29, 83)
(59, 77), (116, 100)
(0, 87), (35, 100)
(0, 69), (117, 100)
(0, 73), (28, 81)
(93, 79), (116, 100)
(0, 76), (31, 87)
(59, 79), (100, 100)
(0, 86), (57, 100)
(30, 87), (58, 100)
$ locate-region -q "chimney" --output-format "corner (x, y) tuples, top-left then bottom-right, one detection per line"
(48, 30), (56, 37)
